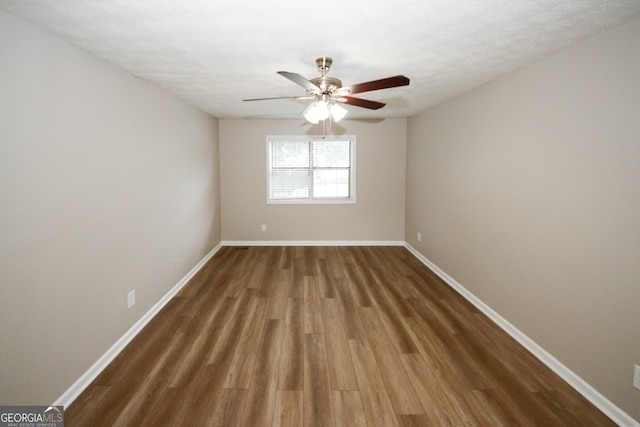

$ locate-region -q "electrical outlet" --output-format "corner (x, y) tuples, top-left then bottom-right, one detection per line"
(261, 224), (267, 232)
(417, 232), (422, 242)
(634, 364), (640, 390)
(128, 290), (135, 309)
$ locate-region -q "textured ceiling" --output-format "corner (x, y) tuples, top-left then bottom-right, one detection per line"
(2, 0), (640, 120)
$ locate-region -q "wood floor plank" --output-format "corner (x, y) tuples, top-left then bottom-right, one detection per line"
(476, 388), (541, 427)
(275, 246), (292, 270)
(110, 328), (187, 426)
(373, 246), (415, 279)
(277, 298), (304, 391)
(316, 258), (336, 299)
(359, 306), (424, 415)
(348, 339), (399, 427)
(405, 297), (495, 391)
(206, 289), (253, 367)
(400, 352), (473, 426)
(363, 268), (419, 354)
(222, 296), (269, 389)
(239, 319), (283, 427)
(272, 390), (303, 427)
(136, 387), (189, 426)
(304, 333), (335, 427)
(324, 246), (347, 281)
(174, 246), (239, 299)
(168, 296), (235, 388)
(396, 414), (433, 427)
(321, 298), (359, 391)
(302, 246), (318, 276)
(342, 262), (373, 308)
(401, 314), (480, 394)
(303, 276), (324, 334)
(62, 385), (110, 427)
(180, 365), (231, 423)
(465, 389), (514, 426)
(224, 247), (264, 297)
(470, 310), (559, 392)
(290, 257), (305, 299)
(407, 293), (460, 336)
(207, 388), (247, 427)
(66, 246), (617, 427)
(369, 266), (415, 316)
(360, 247), (412, 289)
(331, 277), (367, 340)
(332, 390), (368, 427)
(245, 249), (269, 290)
(267, 269), (292, 320)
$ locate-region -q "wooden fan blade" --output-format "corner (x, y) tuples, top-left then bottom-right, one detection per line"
(340, 75), (409, 95)
(277, 71), (321, 94)
(243, 95), (315, 101)
(340, 96), (386, 110)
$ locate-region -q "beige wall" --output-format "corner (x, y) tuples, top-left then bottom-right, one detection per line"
(220, 119), (406, 242)
(406, 19), (640, 421)
(0, 11), (221, 404)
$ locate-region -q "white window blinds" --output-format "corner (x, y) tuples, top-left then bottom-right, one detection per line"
(267, 136), (356, 203)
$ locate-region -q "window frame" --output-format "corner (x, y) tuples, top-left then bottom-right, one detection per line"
(266, 135), (356, 204)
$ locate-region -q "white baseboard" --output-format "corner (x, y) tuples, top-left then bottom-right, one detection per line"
(221, 240), (405, 247)
(54, 242), (222, 408)
(403, 243), (639, 427)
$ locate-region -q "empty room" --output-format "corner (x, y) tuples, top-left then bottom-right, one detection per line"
(1, 1), (639, 426)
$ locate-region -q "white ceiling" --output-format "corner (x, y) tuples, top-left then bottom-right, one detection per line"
(2, 0), (640, 120)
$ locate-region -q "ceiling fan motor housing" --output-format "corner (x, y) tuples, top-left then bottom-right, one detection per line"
(310, 57), (342, 94)
(310, 76), (342, 93)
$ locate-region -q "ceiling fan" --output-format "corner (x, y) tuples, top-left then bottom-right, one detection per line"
(243, 57), (410, 124)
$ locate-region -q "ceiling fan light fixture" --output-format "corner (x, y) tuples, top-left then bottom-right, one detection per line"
(330, 103), (347, 123)
(304, 99), (331, 123)
(314, 99), (330, 121)
(303, 101), (320, 124)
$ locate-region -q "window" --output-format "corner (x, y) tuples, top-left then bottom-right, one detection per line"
(267, 135), (356, 204)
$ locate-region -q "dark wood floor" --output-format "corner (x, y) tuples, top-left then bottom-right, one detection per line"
(66, 246), (615, 426)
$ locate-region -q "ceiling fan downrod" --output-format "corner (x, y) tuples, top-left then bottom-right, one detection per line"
(316, 56), (332, 76)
